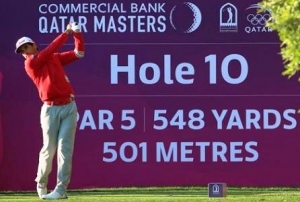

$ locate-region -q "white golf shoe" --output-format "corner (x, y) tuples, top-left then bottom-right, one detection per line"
(36, 183), (47, 199)
(42, 191), (67, 200)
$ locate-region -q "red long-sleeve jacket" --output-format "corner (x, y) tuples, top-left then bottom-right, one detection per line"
(24, 32), (84, 102)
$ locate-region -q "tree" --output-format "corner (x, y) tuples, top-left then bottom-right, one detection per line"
(259, 0), (300, 80)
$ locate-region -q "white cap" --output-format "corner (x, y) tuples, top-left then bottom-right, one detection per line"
(15, 36), (34, 53)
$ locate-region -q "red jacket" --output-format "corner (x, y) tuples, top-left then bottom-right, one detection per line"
(24, 32), (84, 102)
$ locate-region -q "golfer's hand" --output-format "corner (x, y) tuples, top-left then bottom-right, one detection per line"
(65, 23), (72, 35)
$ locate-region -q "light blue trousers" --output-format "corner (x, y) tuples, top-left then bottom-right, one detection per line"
(35, 101), (77, 195)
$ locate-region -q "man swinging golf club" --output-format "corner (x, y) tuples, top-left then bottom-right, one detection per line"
(15, 22), (84, 200)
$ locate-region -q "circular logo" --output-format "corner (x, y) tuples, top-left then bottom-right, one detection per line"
(170, 2), (202, 33)
(247, 13), (271, 26)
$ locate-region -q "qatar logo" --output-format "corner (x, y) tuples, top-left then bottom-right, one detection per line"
(245, 4), (273, 34)
(169, 2), (202, 33)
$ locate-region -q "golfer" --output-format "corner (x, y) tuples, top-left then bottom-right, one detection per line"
(15, 22), (84, 199)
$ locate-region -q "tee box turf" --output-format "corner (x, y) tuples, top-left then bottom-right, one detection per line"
(208, 183), (227, 198)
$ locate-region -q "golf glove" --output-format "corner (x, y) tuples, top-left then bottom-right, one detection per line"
(71, 22), (81, 33)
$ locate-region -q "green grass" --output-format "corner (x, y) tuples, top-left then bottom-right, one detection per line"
(1, 187), (300, 202)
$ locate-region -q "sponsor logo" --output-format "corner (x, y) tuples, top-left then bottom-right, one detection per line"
(170, 2), (202, 33)
(245, 4), (272, 34)
(213, 184), (220, 194)
(38, 2), (202, 34)
(220, 3), (238, 32)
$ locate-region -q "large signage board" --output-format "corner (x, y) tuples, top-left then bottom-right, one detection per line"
(1, 0), (300, 191)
